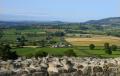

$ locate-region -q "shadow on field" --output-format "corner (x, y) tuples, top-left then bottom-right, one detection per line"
(112, 54), (120, 55)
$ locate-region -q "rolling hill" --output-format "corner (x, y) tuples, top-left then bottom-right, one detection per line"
(84, 17), (120, 25)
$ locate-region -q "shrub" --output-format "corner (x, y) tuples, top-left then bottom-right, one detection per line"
(89, 44), (95, 50)
(49, 40), (57, 44)
(111, 45), (117, 51)
(38, 40), (46, 47)
(104, 43), (112, 55)
(0, 44), (18, 60)
(64, 49), (76, 57)
(106, 47), (112, 55)
(16, 36), (26, 47)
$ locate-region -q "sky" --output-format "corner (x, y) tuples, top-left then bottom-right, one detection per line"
(0, 0), (120, 22)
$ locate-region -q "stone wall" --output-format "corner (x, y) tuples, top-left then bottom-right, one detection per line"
(0, 57), (120, 76)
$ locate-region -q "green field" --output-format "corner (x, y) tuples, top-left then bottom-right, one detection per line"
(12, 46), (120, 58)
(74, 46), (120, 58)
(13, 47), (72, 57)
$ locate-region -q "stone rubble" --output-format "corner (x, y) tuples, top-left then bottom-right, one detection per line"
(0, 56), (120, 76)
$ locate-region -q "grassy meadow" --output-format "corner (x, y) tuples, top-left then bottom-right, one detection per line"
(13, 46), (120, 58)
(13, 47), (72, 57)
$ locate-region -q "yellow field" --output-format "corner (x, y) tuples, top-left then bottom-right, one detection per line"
(65, 36), (120, 46)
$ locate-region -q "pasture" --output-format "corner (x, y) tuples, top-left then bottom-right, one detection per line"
(13, 46), (120, 58)
(13, 47), (72, 57)
(74, 46), (120, 58)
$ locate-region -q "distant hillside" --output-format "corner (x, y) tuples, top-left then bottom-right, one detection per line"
(0, 17), (120, 27)
(0, 21), (65, 26)
(84, 17), (120, 25)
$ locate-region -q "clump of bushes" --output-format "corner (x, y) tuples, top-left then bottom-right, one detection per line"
(89, 44), (95, 50)
(64, 49), (77, 57)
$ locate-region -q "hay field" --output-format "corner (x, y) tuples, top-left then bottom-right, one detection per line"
(65, 36), (120, 46)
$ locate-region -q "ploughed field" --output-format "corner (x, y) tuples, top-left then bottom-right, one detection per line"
(65, 36), (120, 46)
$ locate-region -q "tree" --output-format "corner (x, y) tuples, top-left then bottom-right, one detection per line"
(16, 37), (21, 47)
(39, 40), (46, 47)
(64, 49), (76, 57)
(104, 43), (112, 55)
(0, 29), (3, 42)
(111, 45), (117, 51)
(0, 44), (18, 60)
(89, 44), (95, 50)
(20, 36), (26, 46)
(54, 31), (65, 37)
(0, 30), (3, 39)
(16, 36), (26, 47)
(104, 43), (109, 50)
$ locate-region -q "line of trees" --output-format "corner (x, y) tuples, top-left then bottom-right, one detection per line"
(104, 43), (118, 55)
(89, 43), (118, 55)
